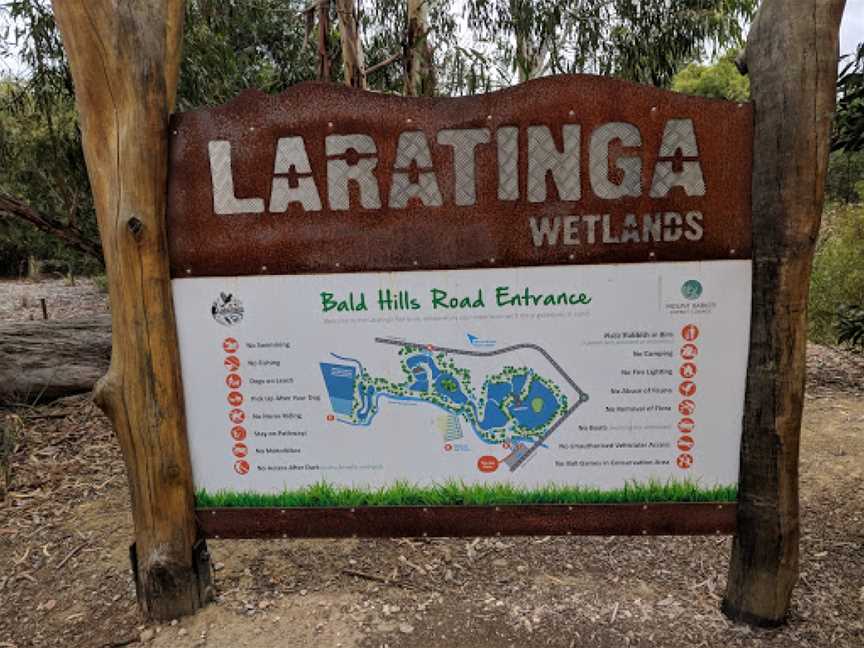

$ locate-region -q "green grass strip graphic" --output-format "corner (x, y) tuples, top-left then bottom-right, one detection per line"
(196, 480), (737, 508)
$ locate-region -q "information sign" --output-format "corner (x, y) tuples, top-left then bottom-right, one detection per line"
(166, 76), (752, 537)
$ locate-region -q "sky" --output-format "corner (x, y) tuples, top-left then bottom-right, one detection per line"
(841, 0), (864, 56)
(1, 2), (863, 78)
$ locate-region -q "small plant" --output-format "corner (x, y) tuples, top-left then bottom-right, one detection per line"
(92, 274), (109, 293)
(837, 305), (864, 349)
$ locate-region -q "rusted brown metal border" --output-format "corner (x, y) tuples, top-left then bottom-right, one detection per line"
(197, 502), (735, 538)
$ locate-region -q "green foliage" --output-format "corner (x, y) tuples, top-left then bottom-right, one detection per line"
(671, 50), (749, 101)
(196, 479), (738, 508)
(826, 151), (864, 204)
(809, 204), (864, 344)
(837, 305), (864, 349)
(833, 43), (864, 153)
(466, 0), (756, 87)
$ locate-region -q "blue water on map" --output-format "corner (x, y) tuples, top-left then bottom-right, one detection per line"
(320, 351), (562, 443)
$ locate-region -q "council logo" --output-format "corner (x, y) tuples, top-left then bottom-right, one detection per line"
(681, 279), (703, 300)
(212, 292), (245, 326)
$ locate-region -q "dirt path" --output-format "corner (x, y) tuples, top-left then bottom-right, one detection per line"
(1, 280), (863, 648)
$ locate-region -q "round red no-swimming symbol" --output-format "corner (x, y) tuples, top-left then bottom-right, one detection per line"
(223, 337), (239, 354)
(677, 453), (694, 469)
(230, 425), (246, 441)
(232, 442), (248, 458)
(226, 373), (242, 389)
(234, 459), (250, 475)
(227, 391), (244, 407)
(680, 362), (697, 379)
(678, 399), (696, 416)
(224, 355), (241, 372)
(680, 343), (698, 360)
(678, 417), (695, 434)
(677, 435), (695, 452)
(679, 381), (697, 397)
(477, 455), (499, 473)
(228, 408), (245, 424)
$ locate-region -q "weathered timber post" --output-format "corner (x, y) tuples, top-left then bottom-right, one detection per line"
(52, 0), (212, 620)
(722, 0), (846, 627)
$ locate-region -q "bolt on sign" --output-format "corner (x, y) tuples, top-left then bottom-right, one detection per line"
(167, 76), (752, 538)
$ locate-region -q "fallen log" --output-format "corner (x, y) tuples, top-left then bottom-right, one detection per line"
(0, 316), (111, 405)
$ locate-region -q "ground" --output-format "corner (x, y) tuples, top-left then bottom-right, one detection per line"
(1, 279), (863, 648)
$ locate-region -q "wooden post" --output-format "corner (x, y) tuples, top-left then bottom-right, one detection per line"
(52, 0), (212, 620)
(722, 0), (846, 627)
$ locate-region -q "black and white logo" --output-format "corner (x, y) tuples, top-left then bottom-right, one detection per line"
(211, 292), (244, 326)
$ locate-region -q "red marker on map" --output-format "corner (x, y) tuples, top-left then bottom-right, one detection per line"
(223, 337), (239, 354)
(477, 456), (499, 473)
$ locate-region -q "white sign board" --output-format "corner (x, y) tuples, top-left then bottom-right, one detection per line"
(172, 261), (750, 507)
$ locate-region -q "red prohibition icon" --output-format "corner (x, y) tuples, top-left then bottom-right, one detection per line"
(232, 443), (248, 458)
(230, 425), (247, 441)
(681, 324), (700, 342)
(326, 413), (335, 422)
(223, 337), (239, 354)
(676, 453), (694, 469)
(234, 459), (250, 475)
(444, 443), (453, 451)
(680, 343), (699, 360)
(228, 408), (246, 424)
(680, 362), (698, 379)
(679, 381), (697, 397)
(677, 435), (695, 452)
(678, 399), (696, 416)
(227, 391), (244, 407)
(226, 373), (242, 389)
(224, 355), (241, 372)
(678, 417), (695, 434)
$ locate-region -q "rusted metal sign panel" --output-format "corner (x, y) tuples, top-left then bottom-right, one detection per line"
(168, 76), (753, 539)
(166, 76), (752, 278)
(198, 503), (736, 539)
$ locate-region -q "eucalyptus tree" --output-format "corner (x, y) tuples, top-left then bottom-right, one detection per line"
(465, 0), (757, 86)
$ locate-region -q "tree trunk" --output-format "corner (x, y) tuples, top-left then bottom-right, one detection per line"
(336, 0), (365, 88)
(317, 0), (332, 82)
(0, 316), (111, 405)
(404, 0), (435, 96)
(51, 0), (211, 621)
(722, 0), (846, 627)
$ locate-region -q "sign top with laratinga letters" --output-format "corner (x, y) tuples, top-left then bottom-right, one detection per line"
(166, 75), (752, 277)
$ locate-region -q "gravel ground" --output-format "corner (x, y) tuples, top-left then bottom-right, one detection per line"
(1, 278), (862, 648)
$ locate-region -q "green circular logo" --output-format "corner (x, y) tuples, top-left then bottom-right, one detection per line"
(681, 280), (703, 300)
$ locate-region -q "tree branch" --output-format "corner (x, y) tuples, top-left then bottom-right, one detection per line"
(0, 192), (103, 264)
